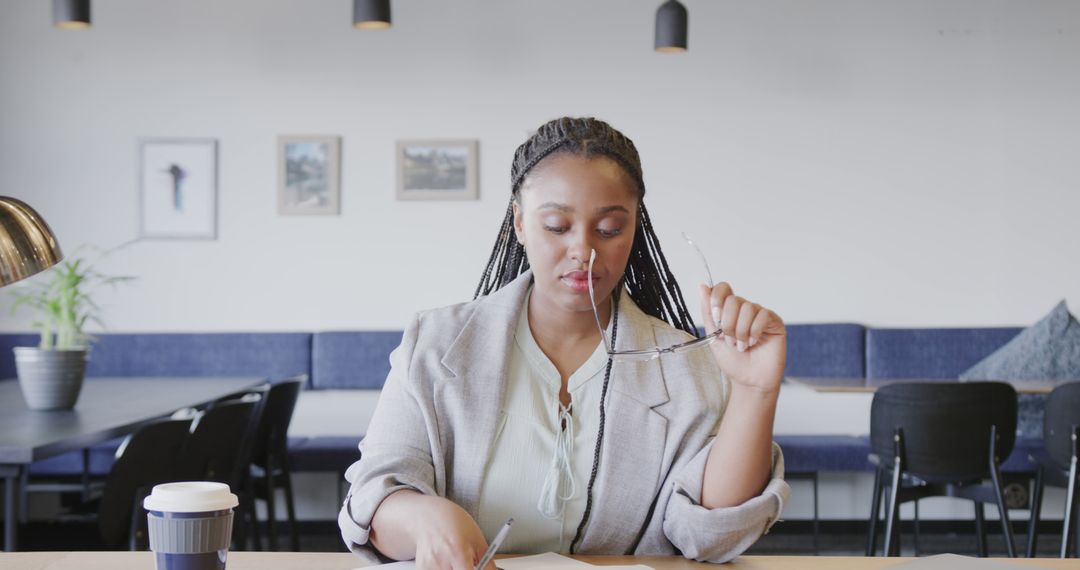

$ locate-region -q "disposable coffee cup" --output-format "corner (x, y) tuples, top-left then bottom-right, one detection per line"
(144, 481), (239, 570)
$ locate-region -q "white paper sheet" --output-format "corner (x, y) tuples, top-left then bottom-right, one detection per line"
(358, 553), (652, 570)
(496, 553), (592, 570)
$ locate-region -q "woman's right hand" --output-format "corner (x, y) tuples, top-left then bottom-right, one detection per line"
(371, 491), (495, 570)
(413, 497), (494, 570)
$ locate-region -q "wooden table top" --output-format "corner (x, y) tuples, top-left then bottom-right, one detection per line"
(0, 553), (1076, 570)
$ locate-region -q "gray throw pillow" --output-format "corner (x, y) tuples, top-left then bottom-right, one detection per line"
(959, 300), (1080, 438)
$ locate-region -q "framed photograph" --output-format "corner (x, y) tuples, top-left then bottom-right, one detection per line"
(396, 139), (479, 201)
(139, 138), (218, 239)
(278, 135), (341, 215)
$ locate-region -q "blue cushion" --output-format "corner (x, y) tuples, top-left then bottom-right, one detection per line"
(785, 324), (866, 378)
(312, 331), (402, 389)
(83, 333), (312, 380)
(289, 435), (363, 473)
(960, 301), (1080, 383)
(774, 435), (874, 472)
(866, 328), (1022, 381)
(957, 302), (1080, 440)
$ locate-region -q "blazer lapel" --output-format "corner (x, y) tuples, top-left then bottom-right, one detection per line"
(578, 294), (672, 552)
(438, 271), (532, 518)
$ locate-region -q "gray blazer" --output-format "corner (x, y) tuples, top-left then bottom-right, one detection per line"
(338, 271), (789, 564)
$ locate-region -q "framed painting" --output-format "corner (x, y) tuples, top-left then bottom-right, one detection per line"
(278, 135), (341, 215)
(396, 139), (478, 201)
(139, 138), (218, 239)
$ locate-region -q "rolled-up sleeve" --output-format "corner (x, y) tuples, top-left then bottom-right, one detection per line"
(662, 440), (790, 563)
(338, 314), (439, 563)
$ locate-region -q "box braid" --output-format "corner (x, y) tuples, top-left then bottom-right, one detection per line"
(473, 117), (701, 552)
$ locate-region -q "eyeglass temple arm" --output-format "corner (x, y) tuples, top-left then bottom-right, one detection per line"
(588, 249), (615, 354)
(682, 233), (714, 288)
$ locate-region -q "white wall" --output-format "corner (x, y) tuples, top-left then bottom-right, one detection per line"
(2, 0), (1078, 333)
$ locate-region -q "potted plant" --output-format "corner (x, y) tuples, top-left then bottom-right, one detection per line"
(9, 248), (133, 410)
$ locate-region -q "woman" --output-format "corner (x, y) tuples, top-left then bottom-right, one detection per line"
(339, 117), (790, 567)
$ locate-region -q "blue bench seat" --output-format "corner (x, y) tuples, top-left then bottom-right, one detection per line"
(288, 436), (363, 474)
(775, 435), (874, 474)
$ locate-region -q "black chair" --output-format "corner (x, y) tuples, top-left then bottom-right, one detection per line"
(866, 381), (1018, 557)
(1026, 381), (1080, 558)
(96, 418), (193, 550)
(249, 375), (306, 551)
(177, 387), (268, 551)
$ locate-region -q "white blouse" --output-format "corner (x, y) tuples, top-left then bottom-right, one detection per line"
(475, 289), (611, 553)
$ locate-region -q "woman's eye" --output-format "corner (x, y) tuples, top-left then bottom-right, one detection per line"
(543, 225), (568, 234)
(598, 227), (622, 238)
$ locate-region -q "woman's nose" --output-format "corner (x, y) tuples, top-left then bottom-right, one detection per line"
(567, 233), (596, 264)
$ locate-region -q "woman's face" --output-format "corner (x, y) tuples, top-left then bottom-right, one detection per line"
(513, 154), (639, 317)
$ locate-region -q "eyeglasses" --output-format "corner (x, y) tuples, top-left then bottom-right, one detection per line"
(587, 233), (726, 362)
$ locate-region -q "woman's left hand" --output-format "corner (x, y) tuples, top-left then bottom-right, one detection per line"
(699, 282), (786, 393)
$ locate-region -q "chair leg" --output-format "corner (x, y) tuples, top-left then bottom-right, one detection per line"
(990, 462), (1016, 557)
(129, 486), (153, 552)
(281, 466), (300, 552)
(17, 469), (28, 524)
(975, 501), (987, 557)
(1063, 456), (1078, 559)
(265, 468), (278, 552)
(810, 472), (819, 555)
(1028, 468), (1044, 558)
(233, 495), (249, 551)
(248, 494), (262, 552)
(867, 466), (884, 556)
(884, 462), (902, 557)
(1070, 492), (1079, 558)
(913, 500), (921, 556)
(1072, 493), (1080, 558)
(80, 448), (92, 502)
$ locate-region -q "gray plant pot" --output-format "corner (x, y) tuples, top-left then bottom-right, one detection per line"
(14, 347), (89, 411)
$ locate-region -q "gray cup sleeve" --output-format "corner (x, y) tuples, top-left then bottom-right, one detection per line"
(147, 511), (234, 554)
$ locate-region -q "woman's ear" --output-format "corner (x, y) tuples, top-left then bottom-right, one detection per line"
(512, 200), (525, 244)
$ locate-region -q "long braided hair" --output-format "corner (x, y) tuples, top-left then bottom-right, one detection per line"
(474, 117), (699, 552)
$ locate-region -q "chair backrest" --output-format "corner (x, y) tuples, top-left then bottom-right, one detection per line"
(870, 381), (1017, 483)
(1043, 381), (1080, 468)
(251, 375), (306, 468)
(98, 418), (193, 548)
(179, 387), (267, 488)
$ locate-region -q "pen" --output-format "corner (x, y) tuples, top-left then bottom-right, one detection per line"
(474, 517), (513, 570)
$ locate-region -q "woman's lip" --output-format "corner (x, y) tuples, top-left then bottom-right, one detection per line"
(561, 271), (600, 294)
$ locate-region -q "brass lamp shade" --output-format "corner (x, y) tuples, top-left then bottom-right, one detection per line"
(0, 197), (63, 287)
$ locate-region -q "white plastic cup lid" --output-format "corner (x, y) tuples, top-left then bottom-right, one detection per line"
(143, 481), (239, 513)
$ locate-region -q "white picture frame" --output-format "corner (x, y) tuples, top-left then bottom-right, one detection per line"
(396, 139), (479, 201)
(278, 135), (341, 215)
(139, 138), (218, 240)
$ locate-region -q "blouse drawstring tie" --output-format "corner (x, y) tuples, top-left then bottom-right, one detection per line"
(537, 403), (577, 519)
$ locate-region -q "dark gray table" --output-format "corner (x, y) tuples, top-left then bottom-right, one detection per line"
(0, 376), (266, 551)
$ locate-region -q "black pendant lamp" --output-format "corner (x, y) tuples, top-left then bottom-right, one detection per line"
(655, 0), (687, 52)
(353, 0), (391, 30)
(53, 0), (91, 29)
